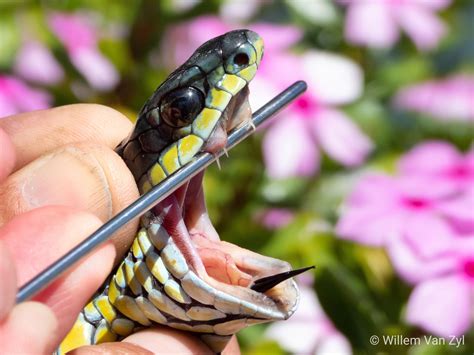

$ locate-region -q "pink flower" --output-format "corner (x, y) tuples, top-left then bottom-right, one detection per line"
(337, 141), (473, 245)
(255, 34), (372, 178)
(342, 0), (451, 51)
(337, 141), (474, 337)
(387, 218), (473, 336)
(266, 278), (352, 354)
(13, 41), (64, 85)
(394, 75), (474, 121)
(0, 75), (52, 118)
(48, 13), (119, 91)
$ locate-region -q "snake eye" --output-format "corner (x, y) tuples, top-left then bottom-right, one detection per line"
(225, 43), (257, 74)
(160, 87), (204, 128)
(233, 52), (249, 66)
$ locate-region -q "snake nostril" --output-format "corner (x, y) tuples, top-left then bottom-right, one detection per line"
(233, 52), (249, 66)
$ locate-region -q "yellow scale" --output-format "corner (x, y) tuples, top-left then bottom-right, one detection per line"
(141, 72), (248, 193)
(59, 38), (262, 354)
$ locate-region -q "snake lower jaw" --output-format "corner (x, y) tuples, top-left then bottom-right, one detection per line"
(154, 169), (300, 321)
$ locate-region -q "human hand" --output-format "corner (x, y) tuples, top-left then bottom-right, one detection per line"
(0, 105), (239, 354)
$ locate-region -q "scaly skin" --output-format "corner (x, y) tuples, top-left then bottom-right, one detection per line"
(58, 30), (300, 354)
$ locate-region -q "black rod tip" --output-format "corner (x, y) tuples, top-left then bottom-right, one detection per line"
(250, 265), (315, 293)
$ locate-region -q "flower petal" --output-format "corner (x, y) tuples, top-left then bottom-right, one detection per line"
(248, 77), (280, 113)
(397, 174), (456, 201)
(263, 116), (319, 179)
(345, 174), (400, 206)
(337, 207), (405, 246)
(48, 13), (97, 52)
(14, 42), (64, 85)
(396, 4), (447, 50)
(406, 276), (471, 337)
(404, 214), (458, 259)
(336, 174), (402, 246)
(437, 188), (474, 234)
(344, 2), (399, 48)
(70, 48), (119, 91)
(265, 286), (326, 353)
(250, 23), (303, 52)
(312, 108), (373, 166)
(399, 140), (462, 176)
(0, 76), (52, 117)
(266, 320), (320, 353)
(256, 53), (303, 93)
(387, 217), (459, 284)
(394, 75), (474, 121)
(162, 16), (230, 66)
(301, 51), (363, 105)
(0, 91), (17, 118)
(318, 333), (352, 355)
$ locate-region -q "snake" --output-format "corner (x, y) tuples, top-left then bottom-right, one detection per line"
(58, 29), (308, 354)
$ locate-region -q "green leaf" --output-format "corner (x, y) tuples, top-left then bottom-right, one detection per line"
(238, 324), (286, 355)
(315, 264), (389, 353)
(377, 56), (432, 93)
(0, 15), (20, 69)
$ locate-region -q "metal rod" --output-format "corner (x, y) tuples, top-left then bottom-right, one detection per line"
(16, 80), (307, 303)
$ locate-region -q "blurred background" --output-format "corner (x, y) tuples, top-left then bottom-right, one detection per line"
(1, 0), (473, 354)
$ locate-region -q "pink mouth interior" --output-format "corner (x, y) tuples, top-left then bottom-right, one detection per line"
(152, 171), (262, 289)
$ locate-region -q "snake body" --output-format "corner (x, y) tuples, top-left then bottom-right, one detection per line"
(58, 30), (300, 354)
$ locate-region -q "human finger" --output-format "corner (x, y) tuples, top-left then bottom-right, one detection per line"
(122, 327), (240, 354)
(0, 104), (132, 172)
(123, 326), (213, 354)
(0, 128), (15, 181)
(72, 331), (240, 355)
(0, 301), (58, 354)
(0, 143), (139, 257)
(69, 342), (153, 355)
(0, 206), (116, 341)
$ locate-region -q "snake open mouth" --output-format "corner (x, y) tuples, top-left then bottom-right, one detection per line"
(148, 86), (302, 321)
(58, 29), (307, 355)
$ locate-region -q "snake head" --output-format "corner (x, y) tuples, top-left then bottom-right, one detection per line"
(117, 29), (264, 186)
(116, 30), (307, 352)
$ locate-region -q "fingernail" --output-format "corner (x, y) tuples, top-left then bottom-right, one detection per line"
(22, 147), (112, 219)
